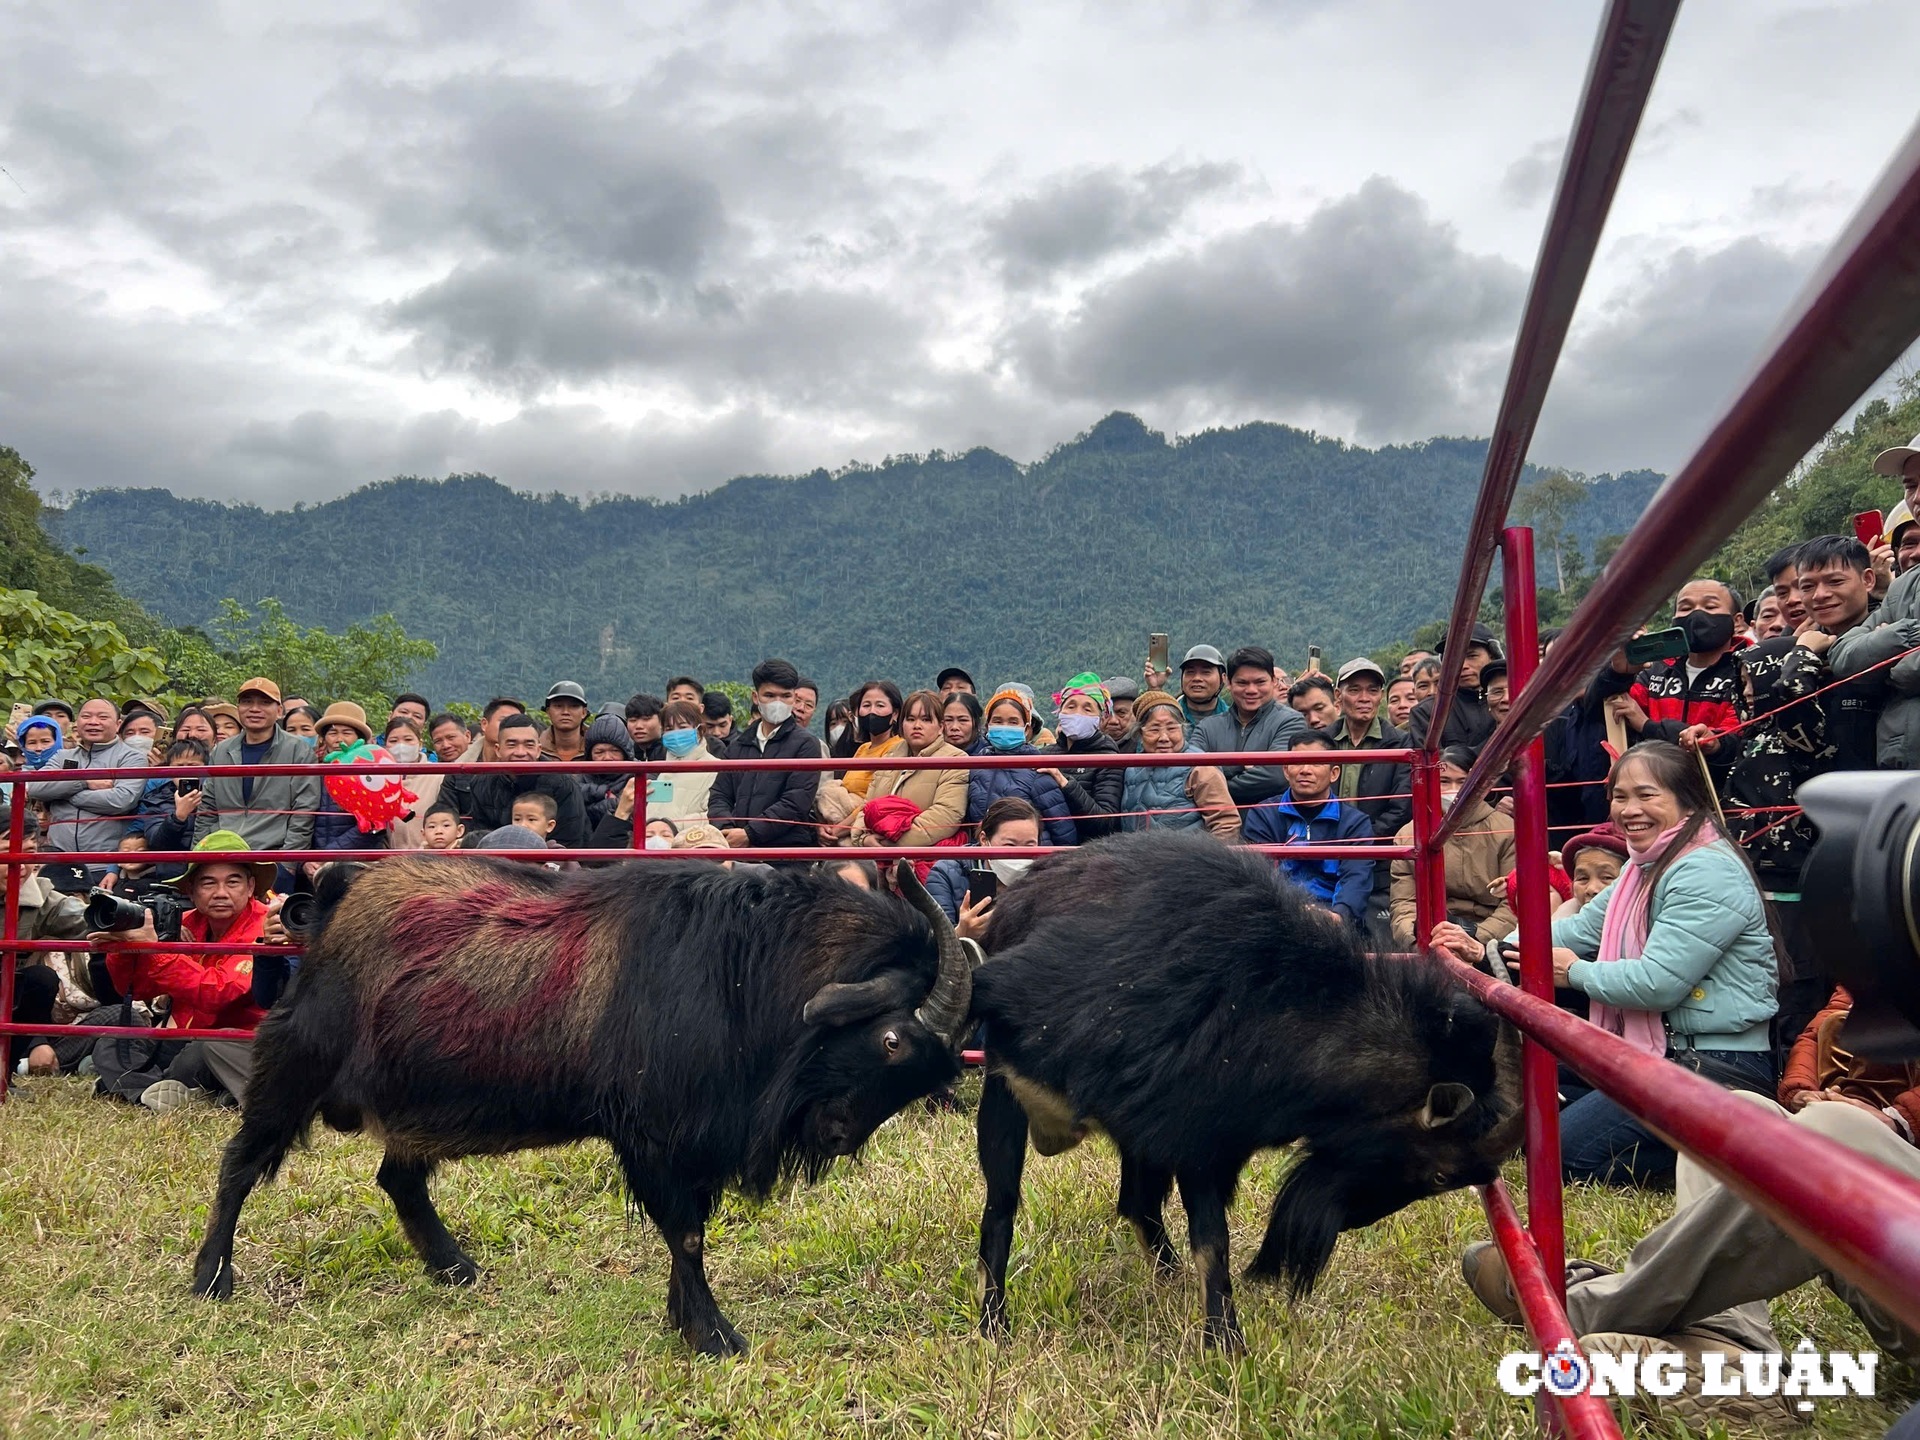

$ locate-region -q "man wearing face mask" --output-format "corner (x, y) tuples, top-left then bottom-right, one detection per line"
(708, 658), (825, 853)
(1601, 579), (1748, 785)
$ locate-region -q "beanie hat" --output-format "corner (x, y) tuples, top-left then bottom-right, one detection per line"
(1132, 689), (1183, 725)
(583, 713), (635, 759)
(1051, 672), (1112, 717)
(1562, 825), (1631, 871)
(480, 824), (549, 852)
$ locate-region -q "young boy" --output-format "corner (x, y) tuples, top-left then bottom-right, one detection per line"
(509, 791), (560, 844)
(420, 800), (466, 851)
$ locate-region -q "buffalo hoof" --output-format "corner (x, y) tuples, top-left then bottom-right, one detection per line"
(190, 1257), (234, 1301)
(428, 1253), (480, 1287)
(688, 1317), (748, 1358)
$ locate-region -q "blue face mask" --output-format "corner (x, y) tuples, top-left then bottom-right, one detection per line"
(661, 727), (700, 757)
(986, 725), (1027, 751)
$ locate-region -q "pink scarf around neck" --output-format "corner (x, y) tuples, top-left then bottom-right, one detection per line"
(1589, 821), (1716, 1057)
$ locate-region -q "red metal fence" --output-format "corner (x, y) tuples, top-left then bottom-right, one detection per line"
(9, 2), (1920, 1431)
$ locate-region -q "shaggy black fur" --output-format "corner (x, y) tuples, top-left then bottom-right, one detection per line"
(971, 831), (1522, 1351)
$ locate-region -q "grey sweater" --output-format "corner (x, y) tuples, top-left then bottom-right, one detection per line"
(27, 737), (149, 861)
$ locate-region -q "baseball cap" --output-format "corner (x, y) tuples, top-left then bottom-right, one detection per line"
(544, 680), (588, 705)
(1890, 500), (1917, 542)
(32, 698), (75, 721)
(1179, 644), (1226, 669)
(1435, 624), (1504, 661)
(1872, 431), (1920, 478)
(236, 676), (282, 704)
(1335, 657), (1386, 687)
(935, 666), (975, 689)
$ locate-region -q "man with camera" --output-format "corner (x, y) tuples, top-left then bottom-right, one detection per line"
(84, 830), (291, 1111)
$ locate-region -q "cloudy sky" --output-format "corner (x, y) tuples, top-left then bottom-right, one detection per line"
(4, 0), (1917, 507)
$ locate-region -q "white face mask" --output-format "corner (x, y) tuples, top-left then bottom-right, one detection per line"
(644, 835), (673, 850)
(388, 742), (422, 764)
(760, 700), (793, 726)
(988, 857), (1032, 884)
(829, 723), (848, 746)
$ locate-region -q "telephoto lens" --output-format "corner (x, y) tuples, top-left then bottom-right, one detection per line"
(1798, 771), (1920, 1061)
(279, 891), (318, 936)
(82, 887), (151, 932)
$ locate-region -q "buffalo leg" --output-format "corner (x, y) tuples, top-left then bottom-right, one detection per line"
(1177, 1169), (1246, 1354)
(189, 988), (349, 1300)
(617, 1154), (744, 1357)
(1116, 1153), (1177, 1275)
(377, 1153), (478, 1286)
(976, 1071), (1029, 1340)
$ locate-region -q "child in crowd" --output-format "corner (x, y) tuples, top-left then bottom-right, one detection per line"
(510, 791), (560, 844)
(420, 800), (466, 851)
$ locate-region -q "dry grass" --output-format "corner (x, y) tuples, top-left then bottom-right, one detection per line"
(0, 1076), (1901, 1439)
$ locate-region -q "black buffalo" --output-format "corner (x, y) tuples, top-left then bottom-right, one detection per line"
(970, 831), (1523, 1350)
(190, 854), (974, 1355)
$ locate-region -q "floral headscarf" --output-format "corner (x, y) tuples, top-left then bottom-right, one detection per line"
(1051, 672), (1112, 718)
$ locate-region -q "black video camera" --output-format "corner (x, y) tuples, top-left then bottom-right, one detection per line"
(82, 886), (193, 943)
(1797, 772), (1920, 1061)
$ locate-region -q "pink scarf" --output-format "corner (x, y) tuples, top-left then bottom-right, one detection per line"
(1589, 821), (1714, 1058)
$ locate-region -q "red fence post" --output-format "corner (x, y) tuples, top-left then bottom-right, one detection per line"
(1411, 751), (1447, 946)
(1, 775), (26, 1104)
(1500, 526), (1566, 1299)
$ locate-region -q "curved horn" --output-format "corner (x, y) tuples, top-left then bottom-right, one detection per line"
(894, 858), (978, 1049)
(1477, 1015), (1527, 1161)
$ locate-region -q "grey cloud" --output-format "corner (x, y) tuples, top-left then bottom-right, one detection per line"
(1012, 176), (1525, 437)
(986, 160), (1242, 284)
(1535, 236), (1820, 474)
(1500, 136), (1562, 208)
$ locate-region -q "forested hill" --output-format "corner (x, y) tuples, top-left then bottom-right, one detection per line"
(50, 413), (1658, 704)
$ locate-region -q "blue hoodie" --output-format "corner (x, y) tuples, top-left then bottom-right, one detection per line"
(16, 715), (66, 770)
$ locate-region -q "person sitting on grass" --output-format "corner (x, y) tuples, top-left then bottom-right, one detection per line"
(1460, 982), (1918, 1434)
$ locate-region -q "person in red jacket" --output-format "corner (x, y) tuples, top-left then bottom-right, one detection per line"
(88, 829), (285, 1112)
(1599, 578), (1749, 783)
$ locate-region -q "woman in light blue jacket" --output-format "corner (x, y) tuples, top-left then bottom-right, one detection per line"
(1435, 740), (1779, 1186)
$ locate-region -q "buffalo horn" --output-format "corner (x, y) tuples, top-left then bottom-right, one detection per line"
(893, 858), (978, 1049)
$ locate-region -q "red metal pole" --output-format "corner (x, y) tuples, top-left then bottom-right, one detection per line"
(1481, 1181), (1624, 1440)
(630, 757), (645, 850)
(1410, 752), (1447, 946)
(1444, 115), (1920, 836)
(1445, 955), (1920, 1336)
(1500, 527), (1565, 1299)
(1425, 0), (1678, 750)
(0, 776), (25, 1103)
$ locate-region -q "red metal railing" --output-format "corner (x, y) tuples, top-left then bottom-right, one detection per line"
(1416, 0), (1920, 1431)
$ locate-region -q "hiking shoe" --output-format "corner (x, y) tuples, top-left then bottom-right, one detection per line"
(1461, 1241), (1614, 1326)
(140, 1079), (193, 1114)
(1579, 1330), (1806, 1431)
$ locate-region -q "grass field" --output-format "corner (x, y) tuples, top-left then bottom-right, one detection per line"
(0, 1076), (1902, 1439)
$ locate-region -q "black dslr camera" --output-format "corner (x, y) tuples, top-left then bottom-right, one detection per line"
(82, 886), (193, 943)
(1798, 773), (1920, 1061)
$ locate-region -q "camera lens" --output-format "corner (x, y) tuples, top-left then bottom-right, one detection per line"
(280, 892), (318, 936)
(1798, 772), (1920, 1060)
(82, 887), (151, 932)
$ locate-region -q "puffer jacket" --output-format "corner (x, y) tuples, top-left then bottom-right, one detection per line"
(1779, 986), (1920, 1137)
(579, 714), (636, 830)
(1553, 839), (1778, 1052)
(1827, 571), (1920, 768)
(1043, 730), (1123, 839)
(1388, 795), (1517, 947)
(965, 743), (1077, 847)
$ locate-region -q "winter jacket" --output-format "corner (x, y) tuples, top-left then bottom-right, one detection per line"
(853, 739), (968, 846)
(646, 744), (717, 828)
(1406, 687), (1495, 752)
(817, 736), (906, 824)
(1331, 716), (1412, 905)
(468, 762), (590, 848)
(1119, 747), (1241, 841)
(1595, 649), (1747, 784)
(1242, 794), (1374, 926)
(1389, 796), (1517, 947)
(1544, 669), (1622, 840)
(1192, 700), (1311, 805)
(11, 873), (87, 946)
(313, 780), (389, 852)
(194, 730), (321, 854)
(926, 856), (974, 924)
(27, 736), (150, 861)
(1779, 986), (1920, 1140)
(133, 779), (199, 884)
(964, 742), (1078, 847)
(1553, 839), (1778, 1051)
(1826, 583), (1920, 767)
(1043, 730), (1124, 839)
(1179, 692), (1232, 730)
(708, 717), (825, 849)
(1726, 636), (1834, 891)
(103, 896), (271, 1033)
(579, 714), (636, 831)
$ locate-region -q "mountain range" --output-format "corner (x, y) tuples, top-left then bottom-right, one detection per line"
(49, 413), (1659, 705)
